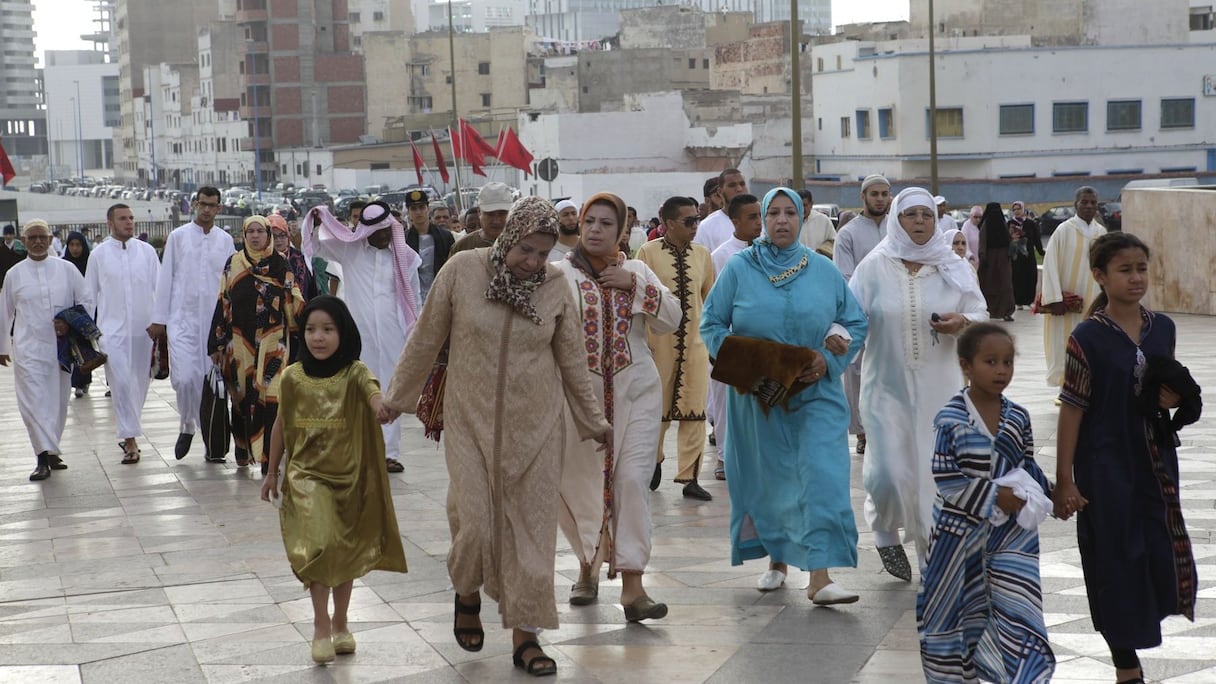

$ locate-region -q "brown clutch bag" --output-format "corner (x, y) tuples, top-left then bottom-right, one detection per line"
(710, 335), (817, 412)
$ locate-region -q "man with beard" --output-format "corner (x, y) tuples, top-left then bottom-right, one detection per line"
(0, 220), (92, 480)
(693, 169), (749, 254)
(832, 174), (891, 456)
(304, 201), (421, 473)
(550, 199), (579, 262)
(148, 187), (235, 460)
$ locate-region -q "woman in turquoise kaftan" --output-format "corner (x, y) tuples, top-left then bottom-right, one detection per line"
(701, 187), (869, 603)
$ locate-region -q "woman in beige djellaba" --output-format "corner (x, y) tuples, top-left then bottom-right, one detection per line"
(381, 196), (611, 678)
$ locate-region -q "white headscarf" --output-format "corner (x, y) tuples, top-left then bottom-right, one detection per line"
(943, 228), (973, 262)
(870, 187), (983, 300)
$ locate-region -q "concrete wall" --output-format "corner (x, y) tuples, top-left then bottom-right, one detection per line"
(908, 0), (1190, 46)
(1123, 186), (1216, 315)
(808, 39), (1216, 181)
(713, 21), (794, 96)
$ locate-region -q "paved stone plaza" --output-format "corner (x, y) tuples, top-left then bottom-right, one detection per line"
(1, 313), (1215, 683)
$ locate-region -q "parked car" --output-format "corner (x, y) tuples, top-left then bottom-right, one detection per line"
(1038, 205), (1076, 240)
(1098, 201), (1121, 231)
(811, 203), (841, 227)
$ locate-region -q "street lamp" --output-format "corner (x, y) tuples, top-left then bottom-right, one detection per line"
(73, 81), (84, 179)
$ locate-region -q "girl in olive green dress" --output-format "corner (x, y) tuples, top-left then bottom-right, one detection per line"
(261, 295), (407, 664)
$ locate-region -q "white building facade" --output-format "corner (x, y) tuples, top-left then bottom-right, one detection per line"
(807, 37), (1216, 180)
(43, 51), (120, 176)
(527, 0), (829, 42)
(427, 0), (528, 33)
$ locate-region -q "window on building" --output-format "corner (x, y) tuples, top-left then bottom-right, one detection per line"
(878, 107), (894, 139)
(1052, 101), (1088, 133)
(373, 10), (384, 20)
(1106, 100), (1141, 131)
(998, 104), (1034, 135)
(478, 62), (490, 75)
(856, 110), (871, 139)
(840, 116), (850, 138)
(1190, 6), (1214, 30)
(817, 57), (823, 72)
(702, 58), (709, 69)
(481, 93), (491, 107)
(353, 35), (361, 46)
(817, 117), (822, 131)
(835, 55), (842, 69)
(688, 58), (696, 69)
(1161, 98), (1195, 129)
(370, 162), (390, 170)
(348, 11), (360, 21)
(925, 107), (964, 138)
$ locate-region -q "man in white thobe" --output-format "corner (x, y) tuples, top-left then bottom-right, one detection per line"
(934, 196), (956, 235)
(85, 204), (160, 463)
(311, 201), (421, 473)
(0, 220), (93, 480)
(1041, 186), (1105, 389)
(797, 189), (838, 257)
(833, 174), (891, 454)
(148, 187), (235, 459)
(693, 169), (749, 254)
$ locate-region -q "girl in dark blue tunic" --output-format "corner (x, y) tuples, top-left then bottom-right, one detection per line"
(1053, 233), (1198, 684)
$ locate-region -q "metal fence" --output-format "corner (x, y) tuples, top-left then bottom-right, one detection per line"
(47, 218), (247, 245)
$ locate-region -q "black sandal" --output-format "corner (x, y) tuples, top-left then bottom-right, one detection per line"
(513, 639), (557, 677)
(121, 447), (140, 465)
(856, 434), (867, 455)
(452, 594), (484, 652)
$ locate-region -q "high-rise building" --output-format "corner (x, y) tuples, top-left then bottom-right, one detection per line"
(43, 51), (119, 176)
(113, 0), (220, 183)
(527, 0), (830, 43)
(0, 0), (46, 162)
(236, 0), (368, 191)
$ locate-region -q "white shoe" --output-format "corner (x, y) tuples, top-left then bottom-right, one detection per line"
(756, 569), (786, 592)
(810, 582), (859, 606)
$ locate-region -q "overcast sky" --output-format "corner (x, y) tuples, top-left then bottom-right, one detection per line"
(32, 0), (911, 64)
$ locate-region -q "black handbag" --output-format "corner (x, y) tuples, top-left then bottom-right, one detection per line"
(200, 365), (231, 458)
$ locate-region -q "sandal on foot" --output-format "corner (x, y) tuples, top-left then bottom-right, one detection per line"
(121, 448), (141, 465)
(452, 594), (484, 652)
(569, 579), (598, 606)
(386, 458), (405, 473)
(513, 640), (557, 677)
(623, 596), (668, 623)
(877, 545), (912, 581)
(856, 435), (866, 455)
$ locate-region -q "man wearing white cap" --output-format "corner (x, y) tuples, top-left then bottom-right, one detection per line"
(303, 200), (422, 473)
(934, 196), (956, 235)
(550, 199), (579, 262)
(833, 174), (891, 456)
(451, 182), (514, 255)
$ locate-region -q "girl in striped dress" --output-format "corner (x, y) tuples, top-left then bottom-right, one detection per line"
(918, 323), (1055, 684)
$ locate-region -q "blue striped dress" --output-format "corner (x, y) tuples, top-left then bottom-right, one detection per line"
(917, 390), (1055, 684)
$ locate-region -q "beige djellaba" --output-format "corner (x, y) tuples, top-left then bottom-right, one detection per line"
(383, 248), (610, 630)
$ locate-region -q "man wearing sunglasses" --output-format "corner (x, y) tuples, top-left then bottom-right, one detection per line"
(148, 186), (236, 460)
(636, 196), (716, 502)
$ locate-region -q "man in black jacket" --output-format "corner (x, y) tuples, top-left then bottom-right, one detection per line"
(403, 189), (455, 301)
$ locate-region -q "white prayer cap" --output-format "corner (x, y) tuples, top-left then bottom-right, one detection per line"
(554, 199), (578, 212)
(860, 174), (890, 192)
(933, 195), (947, 205)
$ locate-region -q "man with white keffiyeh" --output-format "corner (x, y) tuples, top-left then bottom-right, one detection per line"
(303, 201), (421, 473)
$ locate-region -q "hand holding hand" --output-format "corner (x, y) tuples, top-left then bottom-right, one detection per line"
(594, 428), (613, 453)
(146, 323), (166, 340)
(795, 351), (828, 383)
(1051, 480), (1088, 520)
(377, 405), (401, 424)
(825, 334), (848, 356)
(597, 265), (634, 291)
(53, 319), (69, 337)
(930, 312), (967, 335)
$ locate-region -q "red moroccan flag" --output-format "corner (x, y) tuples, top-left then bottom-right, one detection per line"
(0, 139), (15, 187)
(450, 124), (485, 176)
(410, 139), (425, 185)
(496, 127), (534, 177)
(430, 131), (449, 183)
(460, 119), (498, 165)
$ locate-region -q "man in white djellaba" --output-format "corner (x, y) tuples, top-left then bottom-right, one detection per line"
(86, 203), (161, 465)
(0, 220), (94, 481)
(147, 186), (235, 460)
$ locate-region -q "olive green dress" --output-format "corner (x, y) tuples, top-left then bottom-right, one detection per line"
(278, 361), (408, 586)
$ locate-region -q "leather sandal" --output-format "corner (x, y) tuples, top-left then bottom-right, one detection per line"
(856, 434), (866, 455)
(569, 579), (598, 606)
(452, 594), (484, 652)
(386, 458), (405, 473)
(513, 639), (557, 677)
(121, 447), (141, 465)
(623, 596), (668, 623)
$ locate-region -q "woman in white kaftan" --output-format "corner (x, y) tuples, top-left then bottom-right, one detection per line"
(0, 220), (93, 479)
(557, 193), (681, 622)
(849, 188), (989, 581)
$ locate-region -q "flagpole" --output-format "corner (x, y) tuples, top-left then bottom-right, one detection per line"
(492, 124), (507, 183)
(447, 0), (463, 215)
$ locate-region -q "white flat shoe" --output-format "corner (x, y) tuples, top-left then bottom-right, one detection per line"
(810, 582), (860, 606)
(756, 569), (787, 592)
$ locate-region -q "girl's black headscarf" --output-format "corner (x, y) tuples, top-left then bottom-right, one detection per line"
(978, 202), (1010, 249)
(298, 295), (362, 378)
(64, 231), (90, 276)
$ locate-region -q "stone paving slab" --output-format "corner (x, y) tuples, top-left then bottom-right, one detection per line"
(0, 312), (1214, 682)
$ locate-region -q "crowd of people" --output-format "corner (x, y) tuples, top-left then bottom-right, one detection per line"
(0, 173), (1198, 684)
